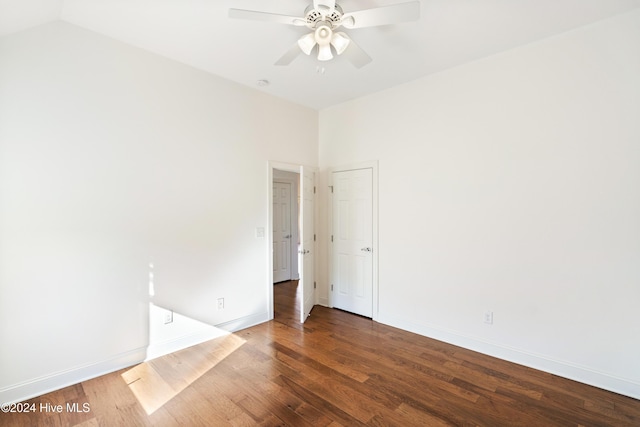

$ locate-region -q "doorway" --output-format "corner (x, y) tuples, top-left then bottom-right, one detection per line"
(269, 163), (316, 324)
(272, 169), (300, 325)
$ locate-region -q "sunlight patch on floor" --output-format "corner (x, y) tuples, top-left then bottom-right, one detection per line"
(122, 328), (246, 415)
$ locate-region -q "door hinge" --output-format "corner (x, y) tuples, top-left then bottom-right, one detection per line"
(313, 186), (316, 194)
(331, 284), (334, 291)
(331, 235), (333, 242)
(314, 281), (316, 289)
(329, 185), (334, 193)
(314, 234), (316, 241)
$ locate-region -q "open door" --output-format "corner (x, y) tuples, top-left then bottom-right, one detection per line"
(299, 166), (316, 322)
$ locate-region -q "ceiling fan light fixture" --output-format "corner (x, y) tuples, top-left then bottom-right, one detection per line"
(314, 23), (333, 45)
(317, 43), (333, 61)
(314, 23), (334, 61)
(298, 33), (317, 55)
(331, 32), (350, 55)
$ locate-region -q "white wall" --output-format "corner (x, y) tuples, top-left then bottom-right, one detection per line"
(0, 21), (317, 402)
(318, 9), (640, 398)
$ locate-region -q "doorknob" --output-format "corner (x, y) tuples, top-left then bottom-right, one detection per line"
(361, 247), (372, 252)
(284, 234), (291, 239)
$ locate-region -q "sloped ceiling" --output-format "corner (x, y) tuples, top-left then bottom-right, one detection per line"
(2, 0), (640, 109)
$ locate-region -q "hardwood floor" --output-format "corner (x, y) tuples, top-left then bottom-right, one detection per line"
(2, 282), (639, 426)
(274, 280), (301, 328)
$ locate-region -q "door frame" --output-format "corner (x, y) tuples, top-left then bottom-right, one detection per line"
(267, 161), (315, 321)
(328, 160), (379, 321)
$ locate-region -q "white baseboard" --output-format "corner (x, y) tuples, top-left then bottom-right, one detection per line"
(1, 312), (270, 405)
(376, 313), (640, 400)
(0, 347), (147, 405)
(146, 312), (269, 359)
(215, 311), (269, 332)
(145, 329), (229, 361)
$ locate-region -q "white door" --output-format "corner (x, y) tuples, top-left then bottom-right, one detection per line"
(299, 167), (316, 323)
(331, 168), (373, 317)
(273, 181), (292, 283)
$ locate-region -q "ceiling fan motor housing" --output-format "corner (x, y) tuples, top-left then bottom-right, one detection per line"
(304, 4), (344, 28)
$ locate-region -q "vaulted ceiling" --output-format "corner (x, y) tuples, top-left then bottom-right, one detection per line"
(2, 0), (640, 109)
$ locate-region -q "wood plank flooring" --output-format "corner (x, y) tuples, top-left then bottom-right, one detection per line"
(274, 280), (301, 329)
(2, 280), (639, 426)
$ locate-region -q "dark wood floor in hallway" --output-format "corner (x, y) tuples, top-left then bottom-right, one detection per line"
(2, 280), (638, 426)
(274, 280), (302, 328)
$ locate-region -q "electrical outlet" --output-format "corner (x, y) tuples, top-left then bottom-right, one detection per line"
(217, 298), (224, 310)
(484, 311), (493, 325)
(164, 310), (173, 324)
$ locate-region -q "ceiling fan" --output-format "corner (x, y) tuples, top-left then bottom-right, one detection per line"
(229, 0), (420, 68)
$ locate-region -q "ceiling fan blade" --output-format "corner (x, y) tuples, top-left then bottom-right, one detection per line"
(228, 9), (307, 26)
(313, 0), (336, 15)
(340, 35), (372, 68)
(275, 43), (303, 66)
(342, 1), (420, 29)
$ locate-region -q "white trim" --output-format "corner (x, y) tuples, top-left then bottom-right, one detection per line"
(0, 347), (147, 404)
(145, 329), (229, 362)
(328, 160), (379, 321)
(215, 311), (270, 333)
(377, 312), (640, 400)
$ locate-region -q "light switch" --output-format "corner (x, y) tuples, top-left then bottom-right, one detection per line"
(256, 227), (265, 238)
